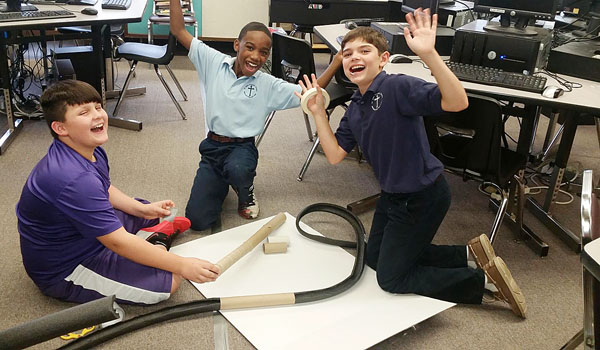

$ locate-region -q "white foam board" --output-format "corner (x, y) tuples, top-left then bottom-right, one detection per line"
(171, 213), (454, 350)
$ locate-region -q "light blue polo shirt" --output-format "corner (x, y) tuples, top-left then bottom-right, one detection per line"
(189, 38), (301, 138)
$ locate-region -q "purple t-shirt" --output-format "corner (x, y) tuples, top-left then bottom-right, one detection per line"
(17, 139), (123, 289)
(335, 71), (444, 194)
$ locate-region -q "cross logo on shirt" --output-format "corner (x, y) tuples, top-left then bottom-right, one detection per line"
(371, 92), (383, 111)
(244, 84), (258, 98)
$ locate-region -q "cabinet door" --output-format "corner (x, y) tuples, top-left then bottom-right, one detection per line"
(201, 0), (269, 38)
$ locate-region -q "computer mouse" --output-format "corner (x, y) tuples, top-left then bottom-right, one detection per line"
(81, 7), (98, 15)
(390, 54), (413, 64)
(345, 21), (358, 30)
(542, 85), (564, 99)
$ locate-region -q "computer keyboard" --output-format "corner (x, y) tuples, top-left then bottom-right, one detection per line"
(446, 61), (547, 93)
(0, 10), (75, 22)
(101, 0), (131, 10)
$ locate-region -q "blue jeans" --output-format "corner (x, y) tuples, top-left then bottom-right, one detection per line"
(185, 138), (258, 230)
(366, 175), (485, 304)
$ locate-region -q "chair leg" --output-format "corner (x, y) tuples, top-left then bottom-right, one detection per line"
(147, 21), (153, 44)
(255, 111), (276, 147)
(297, 106), (341, 180)
(297, 135), (321, 182)
(154, 64), (187, 120)
(303, 112), (313, 142)
(164, 64), (188, 101)
(541, 123), (564, 162)
(113, 60), (137, 116)
(489, 184), (509, 244)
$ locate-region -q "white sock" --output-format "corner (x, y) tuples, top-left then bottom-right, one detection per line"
(466, 246), (477, 269)
(484, 275), (498, 293)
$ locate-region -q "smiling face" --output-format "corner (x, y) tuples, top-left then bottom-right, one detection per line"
(233, 30), (272, 77)
(341, 38), (389, 94)
(51, 101), (108, 161)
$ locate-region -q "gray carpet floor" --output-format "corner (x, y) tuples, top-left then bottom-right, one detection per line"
(0, 51), (599, 349)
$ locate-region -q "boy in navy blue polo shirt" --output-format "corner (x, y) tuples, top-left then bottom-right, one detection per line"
(297, 9), (527, 318)
(170, 0), (341, 230)
(17, 80), (219, 305)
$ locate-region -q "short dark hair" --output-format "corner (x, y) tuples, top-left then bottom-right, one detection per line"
(238, 21), (272, 41)
(40, 80), (102, 139)
(341, 27), (389, 54)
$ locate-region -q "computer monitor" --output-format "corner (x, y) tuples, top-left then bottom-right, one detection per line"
(559, 0), (592, 14)
(474, 0), (560, 36)
(402, 0), (441, 15)
(0, 0), (22, 12)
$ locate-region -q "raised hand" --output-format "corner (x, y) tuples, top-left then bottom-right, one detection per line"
(403, 8), (437, 57)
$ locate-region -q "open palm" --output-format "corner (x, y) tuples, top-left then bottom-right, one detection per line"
(403, 8), (437, 56)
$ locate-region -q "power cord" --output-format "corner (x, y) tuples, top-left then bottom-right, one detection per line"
(537, 69), (583, 92)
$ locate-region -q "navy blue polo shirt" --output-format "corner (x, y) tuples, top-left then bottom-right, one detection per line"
(335, 71), (444, 194)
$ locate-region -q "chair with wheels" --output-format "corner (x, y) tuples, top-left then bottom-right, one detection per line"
(424, 93), (528, 244)
(112, 33), (188, 120)
(561, 170), (600, 350)
(148, 0), (197, 44)
(254, 32), (354, 181)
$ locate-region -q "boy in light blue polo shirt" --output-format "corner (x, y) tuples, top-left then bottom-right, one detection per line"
(170, 0), (341, 230)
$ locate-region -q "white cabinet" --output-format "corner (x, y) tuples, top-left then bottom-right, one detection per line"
(201, 0), (269, 39)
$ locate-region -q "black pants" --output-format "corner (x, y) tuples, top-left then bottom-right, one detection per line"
(366, 175), (485, 304)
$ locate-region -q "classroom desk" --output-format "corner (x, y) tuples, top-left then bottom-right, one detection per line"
(0, 1), (148, 155)
(314, 23), (600, 256)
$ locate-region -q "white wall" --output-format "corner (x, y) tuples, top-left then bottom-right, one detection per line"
(202, 0), (269, 38)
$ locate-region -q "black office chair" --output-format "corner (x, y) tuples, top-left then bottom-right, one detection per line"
(562, 169), (600, 350)
(112, 33), (187, 120)
(425, 94), (527, 244)
(255, 32), (354, 182)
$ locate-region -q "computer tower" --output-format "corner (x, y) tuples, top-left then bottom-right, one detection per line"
(52, 46), (102, 93)
(370, 22), (455, 55)
(547, 40), (600, 82)
(438, 2), (475, 28)
(450, 20), (552, 74)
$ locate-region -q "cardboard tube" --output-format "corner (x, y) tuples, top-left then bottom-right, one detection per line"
(263, 242), (288, 254)
(220, 293), (296, 310)
(215, 212), (286, 274)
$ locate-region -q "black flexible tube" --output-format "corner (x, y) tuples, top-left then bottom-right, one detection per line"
(60, 203), (366, 350)
(294, 203), (366, 304)
(58, 299), (221, 350)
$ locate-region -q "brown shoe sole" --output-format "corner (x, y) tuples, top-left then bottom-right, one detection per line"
(468, 234), (496, 269)
(485, 257), (527, 318)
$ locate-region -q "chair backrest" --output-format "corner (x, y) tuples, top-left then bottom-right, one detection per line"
(334, 66), (358, 90)
(425, 93), (506, 183)
(271, 32), (316, 83)
(581, 170), (600, 247)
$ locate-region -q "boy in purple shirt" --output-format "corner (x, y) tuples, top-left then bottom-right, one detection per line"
(16, 80), (219, 305)
(297, 9), (526, 317)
